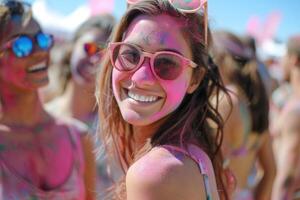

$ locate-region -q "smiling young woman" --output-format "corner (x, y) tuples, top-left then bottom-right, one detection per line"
(97, 0), (232, 199)
(0, 1), (95, 199)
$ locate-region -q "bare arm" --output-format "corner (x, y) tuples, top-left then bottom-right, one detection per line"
(272, 111), (300, 200)
(218, 92), (244, 165)
(255, 131), (276, 200)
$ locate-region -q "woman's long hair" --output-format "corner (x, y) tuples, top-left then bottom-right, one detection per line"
(96, 0), (230, 199)
(212, 31), (269, 134)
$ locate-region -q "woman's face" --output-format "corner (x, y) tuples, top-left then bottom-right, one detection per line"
(70, 28), (106, 86)
(0, 18), (50, 90)
(112, 14), (198, 128)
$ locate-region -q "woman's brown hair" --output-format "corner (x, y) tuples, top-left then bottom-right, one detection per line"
(96, 0), (230, 199)
(212, 31), (269, 134)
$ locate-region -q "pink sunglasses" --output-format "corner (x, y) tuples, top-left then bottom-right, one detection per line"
(108, 42), (198, 81)
(127, 0), (208, 45)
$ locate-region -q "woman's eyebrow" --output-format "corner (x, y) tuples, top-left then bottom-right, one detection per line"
(123, 40), (184, 55)
(157, 48), (183, 55)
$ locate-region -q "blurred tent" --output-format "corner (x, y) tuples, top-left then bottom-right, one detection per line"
(246, 11), (286, 62)
(31, 0), (121, 40)
(258, 39), (286, 61)
(246, 11), (282, 45)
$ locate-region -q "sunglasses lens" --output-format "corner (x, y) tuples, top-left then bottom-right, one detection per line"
(36, 33), (53, 50)
(168, 0), (202, 12)
(111, 43), (140, 71)
(154, 54), (182, 80)
(84, 43), (99, 56)
(12, 36), (32, 57)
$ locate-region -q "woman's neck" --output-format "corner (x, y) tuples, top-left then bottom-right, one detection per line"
(0, 89), (47, 126)
(63, 81), (97, 122)
(133, 126), (154, 147)
(132, 119), (165, 150)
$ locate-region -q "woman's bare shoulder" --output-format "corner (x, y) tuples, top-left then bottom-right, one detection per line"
(126, 147), (206, 200)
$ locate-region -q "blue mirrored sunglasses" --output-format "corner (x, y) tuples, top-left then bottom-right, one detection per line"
(5, 32), (54, 58)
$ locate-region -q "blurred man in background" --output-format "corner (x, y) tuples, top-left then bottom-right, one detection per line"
(272, 34), (300, 200)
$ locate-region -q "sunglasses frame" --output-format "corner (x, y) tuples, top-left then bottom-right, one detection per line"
(84, 42), (100, 57)
(108, 42), (197, 81)
(0, 32), (54, 58)
(83, 42), (107, 57)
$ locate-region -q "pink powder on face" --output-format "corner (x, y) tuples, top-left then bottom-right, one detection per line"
(146, 73), (190, 122)
(0, 51), (49, 91)
(0, 19), (50, 90)
(123, 14), (188, 51)
(1, 55), (27, 81)
(112, 14), (194, 130)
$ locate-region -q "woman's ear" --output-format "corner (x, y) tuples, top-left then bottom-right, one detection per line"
(187, 67), (206, 94)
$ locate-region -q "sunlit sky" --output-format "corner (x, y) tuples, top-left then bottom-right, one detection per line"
(26, 0), (299, 42)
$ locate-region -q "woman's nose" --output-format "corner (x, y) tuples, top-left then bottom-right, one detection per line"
(130, 57), (157, 87)
(31, 46), (49, 61)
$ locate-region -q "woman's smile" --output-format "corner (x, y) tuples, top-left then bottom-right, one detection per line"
(26, 61), (48, 73)
(122, 87), (164, 107)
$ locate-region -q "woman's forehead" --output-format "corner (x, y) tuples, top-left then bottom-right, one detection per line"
(2, 18), (40, 42)
(79, 28), (107, 43)
(123, 14), (189, 52)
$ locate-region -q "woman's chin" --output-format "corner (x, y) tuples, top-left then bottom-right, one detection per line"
(121, 111), (155, 127)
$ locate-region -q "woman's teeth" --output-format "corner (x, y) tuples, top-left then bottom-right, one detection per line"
(27, 62), (47, 73)
(128, 91), (158, 103)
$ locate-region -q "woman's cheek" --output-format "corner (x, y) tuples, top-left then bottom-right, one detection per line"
(159, 79), (189, 115)
(112, 68), (129, 101)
